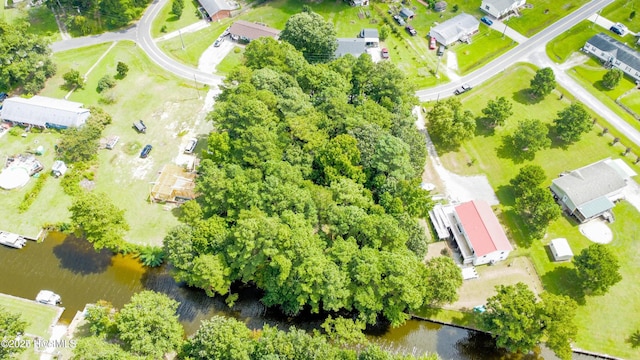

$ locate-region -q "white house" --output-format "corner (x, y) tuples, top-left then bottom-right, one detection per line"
(429, 200), (513, 266)
(584, 33), (640, 83)
(429, 13), (479, 46)
(550, 158), (636, 223)
(549, 238), (573, 262)
(1, 96), (90, 129)
(480, 0), (526, 19)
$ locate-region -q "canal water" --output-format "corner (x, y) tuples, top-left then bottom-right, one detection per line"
(0, 233), (588, 359)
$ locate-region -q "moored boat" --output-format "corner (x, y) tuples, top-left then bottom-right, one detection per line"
(0, 232), (27, 249)
(36, 290), (62, 305)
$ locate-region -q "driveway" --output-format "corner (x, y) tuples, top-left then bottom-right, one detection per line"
(198, 37), (237, 73)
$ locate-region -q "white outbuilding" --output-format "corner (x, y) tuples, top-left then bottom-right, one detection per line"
(549, 238), (574, 262)
(0, 96), (90, 129)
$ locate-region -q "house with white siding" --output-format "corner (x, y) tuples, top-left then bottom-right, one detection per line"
(480, 0), (526, 19)
(429, 13), (479, 46)
(1, 96), (90, 129)
(584, 33), (640, 83)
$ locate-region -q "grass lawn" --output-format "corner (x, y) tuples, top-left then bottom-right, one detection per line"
(453, 27), (516, 74)
(601, 0), (640, 33)
(1, 3), (60, 41)
(36, 41), (210, 245)
(158, 19), (232, 67)
(507, 0), (590, 37)
(545, 20), (599, 63)
(151, 0), (203, 38)
(428, 63), (640, 357)
(620, 90), (640, 115)
(216, 46), (245, 75)
(0, 293), (61, 338)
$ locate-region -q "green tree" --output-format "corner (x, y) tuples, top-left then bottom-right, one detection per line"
(481, 96), (513, 127)
(511, 118), (550, 153)
(426, 98), (475, 149)
(97, 75), (116, 92)
(182, 316), (254, 360)
(279, 10), (337, 63)
(379, 24), (391, 41)
(84, 300), (117, 337)
(481, 283), (544, 353)
(0, 307), (28, 359)
(540, 293), (578, 360)
(554, 103), (593, 143)
(0, 20), (56, 94)
(573, 244), (622, 295)
(116, 61), (129, 78)
(69, 191), (129, 251)
(115, 291), (184, 358)
(72, 336), (134, 360)
(423, 256), (462, 306)
(631, 10), (636, 20)
(510, 164), (547, 197)
(171, 0), (184, 17)
(63, 69), (85, 89)
(602, 68), (623, 89)
(321, 316), (367, 347)
(529, 67), (556, 98)
(515, 186), (560, 240)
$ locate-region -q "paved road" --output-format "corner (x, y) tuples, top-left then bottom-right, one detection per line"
(51, 0), (223, 86)
(416, 0), (615, 102)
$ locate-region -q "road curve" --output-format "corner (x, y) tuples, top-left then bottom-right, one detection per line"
(415, 0), (614, 102)
(51, 0), (223, 86)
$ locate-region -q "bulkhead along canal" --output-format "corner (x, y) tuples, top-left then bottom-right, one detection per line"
(0, 232), (589, 359)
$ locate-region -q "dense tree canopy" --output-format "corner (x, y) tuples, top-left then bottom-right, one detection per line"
(426, 98), (476, 150)
(182, 316), (254, 360)
(573, 244), (622, 295)
(0, 307), (28, 359)
(163, 39), (456, 327)
(481, 96), (513, 127)
(47, 0), (152, 34)
(511, 118), (550, 154)
(553, 103), (592, 144)
(0, 20), (56, 94)
(510, 166), (559, 240)
(69, 191), (129, 251)
(529, 67), (556, 98)
(279, 9), (338, 63)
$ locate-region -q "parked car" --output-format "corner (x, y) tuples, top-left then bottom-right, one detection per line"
(454, 83), (472, 95)
(610, 23), (627, 35)
(393, 14), (406, 26)
(214, 38), (223, 47)
(184, 138), (198, 154)
(481, 16), (493, 26)
(381, 48), (389, 59)
(140, 144), (153, 158)
(437, 45), (445, 56)
(429, 36), (437, 50)
(133, 120), (146, 133)
(405, 25), (417, 36)
(0, 92), (7, 101)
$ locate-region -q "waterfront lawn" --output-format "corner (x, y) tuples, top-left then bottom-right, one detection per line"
(545, 20), (597, 63)
(430, 63), (640, 358)
(41, 41), (208, 245)
(158, 19), (232, 67)
(151, 0), (203, 38)
(0, 294), (60, 338)
(216, 46), (245, 75)
(601, 0), (640, 33)
(454, 27), (516, 74)
(507, 0), (590, 37)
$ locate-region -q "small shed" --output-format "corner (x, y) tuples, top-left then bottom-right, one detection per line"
(51, 160), (67, 177)
(434, 1), (447, 12)
(399, 8), (415, 20)
(549, 238), (573, 262)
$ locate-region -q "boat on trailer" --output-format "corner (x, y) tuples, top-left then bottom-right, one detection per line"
(0, 232), (27, 249)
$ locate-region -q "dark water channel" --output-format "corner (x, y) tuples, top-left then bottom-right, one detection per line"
(0, 233), (592, 359)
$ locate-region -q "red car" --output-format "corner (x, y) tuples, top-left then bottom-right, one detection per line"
(381, 48), (389, 59)
(429, 36), (437, 50)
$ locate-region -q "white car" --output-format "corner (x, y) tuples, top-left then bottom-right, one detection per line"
(214, 38), (223, 47)
(184, 138), (198, 154)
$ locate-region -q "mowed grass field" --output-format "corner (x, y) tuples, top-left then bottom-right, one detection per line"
(507, 0), (590, 37)
(0, 293), (61, 338)
(601, 0), (640, 33)
(1, 3), (60, 41)
(429, 63), (640, 358)
(28, 41), (209, 245)
(151, 0), (203, 38)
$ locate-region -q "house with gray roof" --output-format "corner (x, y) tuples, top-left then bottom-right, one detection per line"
(584, 33), (640, 83)
(480, 0), (526, 19)
(335, 38), (368, 58)
(197, 0), (237, 21)
(429, 13), (479, 46)
(228, 20), (280, 42)
(550, 158), (636, 223)
(1, 96), (90, 129)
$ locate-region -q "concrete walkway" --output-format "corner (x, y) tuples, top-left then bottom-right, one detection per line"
(155, 19), (210, 42)
(588, 12), (638, 36)
(488, 18), (529, 43)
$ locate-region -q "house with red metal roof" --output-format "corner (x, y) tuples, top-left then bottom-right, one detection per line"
(429, 200), (513, 266)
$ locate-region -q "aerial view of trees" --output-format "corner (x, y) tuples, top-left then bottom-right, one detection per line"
(48, 0), (153, 34)
(602, 68), (623, 90)
(0, 307), (28, 359)
(279, 9), (337, 63)
(482, 96), (513, 127)
(162, 38), (460, 327)
(510, 165), (560, 240)
(0, 20), (56, 94)
(426, 98), (476, 150)
(480, 283), (578, 360)
(554, 103), (593, 144)
(511, 118), (550, 155)
(69, 191), (129, 251)
(573, 243), (622, 295)
(529, 67), (556, 98)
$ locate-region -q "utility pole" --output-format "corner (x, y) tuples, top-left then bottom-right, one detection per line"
(179, 30), (185, 50)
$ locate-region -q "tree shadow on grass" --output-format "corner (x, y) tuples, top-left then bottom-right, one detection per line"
(52, 234), (112, 275)
(500, 207), (535, 249)
(512, 89), (543, 105)
(541, 266), (586, 305)
(546, 124), (570, 150)
(495, 184), (516, 207)
(627, 329), (640, 348)
(474, 117), (496, 137)
(167, 15), (180, 23)
(496, 135), (534, 164)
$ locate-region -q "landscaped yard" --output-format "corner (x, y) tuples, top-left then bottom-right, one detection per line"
(151, 0), (204, 38)
(0, 293), (61, 338)
(425, 63), (640, 358)
(1, 2), (60, 41)
(158, 19), (232, 67)
(507, 0), (590, 37)
(545, 20), (599, 63)
(453, 27), (516, 74)
(216, 46), (245, 75)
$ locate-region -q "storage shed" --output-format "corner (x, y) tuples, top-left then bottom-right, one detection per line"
(51, 160), (67, 178)
(549, 238), (573, 262)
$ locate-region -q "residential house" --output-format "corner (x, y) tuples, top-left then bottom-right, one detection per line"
(228, 20), (280, 42)
(359, 28), (380, 47)
(584, 33), (640, 83)
(335, 38), (368, 58)
(399, 8), (415, 21)
(429, 200), (513, 266)
(0, 96), (90, 129)
(480, 0), (526, 19)
(429, 13), (479, 46)
(550, 158), (636, 223)
(197, 0), (237, 21)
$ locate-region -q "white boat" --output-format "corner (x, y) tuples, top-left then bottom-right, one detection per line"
(36, 290), (61, 306)
(0, 232), (27, 249)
